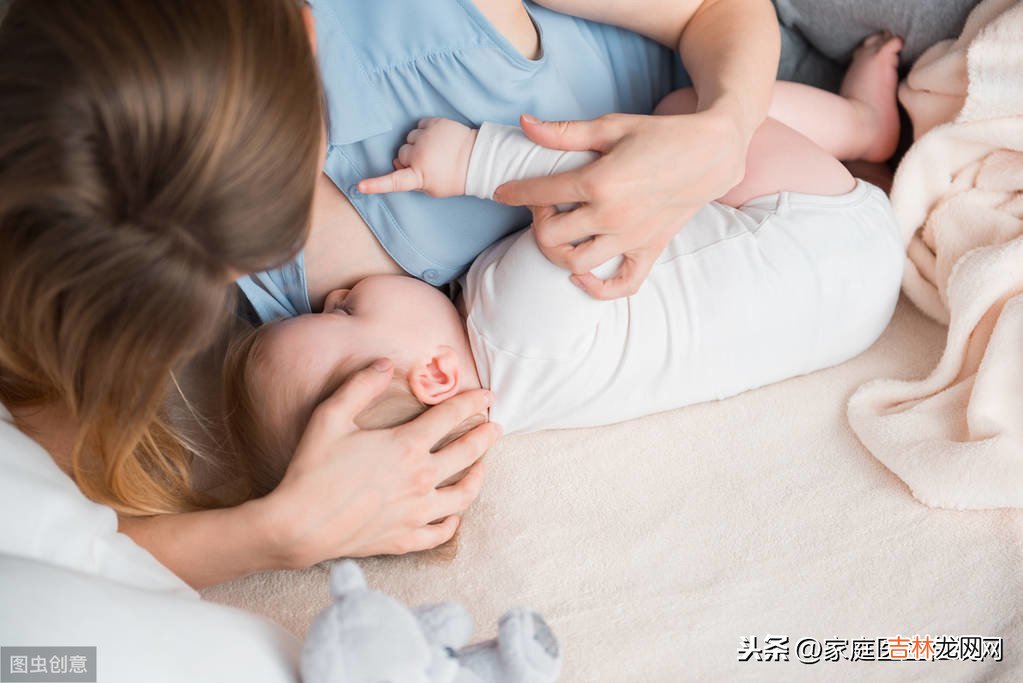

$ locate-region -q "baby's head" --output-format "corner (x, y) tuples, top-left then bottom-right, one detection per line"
(224, 274), (482, 498)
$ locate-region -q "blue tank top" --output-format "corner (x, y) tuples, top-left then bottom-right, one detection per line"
(238, 0), (688, 322)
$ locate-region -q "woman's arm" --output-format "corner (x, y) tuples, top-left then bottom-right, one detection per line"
(118, 500), (283, 590)
(496, 0), (781, 299)
(120, 362), (498, 589)
(535, 0), (777, 135)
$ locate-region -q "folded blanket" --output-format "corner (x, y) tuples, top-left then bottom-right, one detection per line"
(848, 0), (1023, 510)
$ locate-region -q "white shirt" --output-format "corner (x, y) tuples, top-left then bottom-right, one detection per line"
(0, 405), (301, 682)
(460, 123), (904, 434)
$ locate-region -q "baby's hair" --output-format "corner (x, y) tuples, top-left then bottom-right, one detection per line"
(222, 322), (486, 559)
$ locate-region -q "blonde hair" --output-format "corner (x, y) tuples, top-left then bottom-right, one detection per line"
(0, 0), (323, 515)
(223, 324), (486, 499)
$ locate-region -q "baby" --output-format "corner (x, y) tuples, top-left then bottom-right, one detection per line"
(225, 36), (906, 494)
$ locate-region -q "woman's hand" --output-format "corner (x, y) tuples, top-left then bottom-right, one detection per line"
(253, 359), (500, 568)
(492, 108), (750, 300)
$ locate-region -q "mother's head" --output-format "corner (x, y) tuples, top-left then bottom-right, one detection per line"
(0, 0), (323, 514)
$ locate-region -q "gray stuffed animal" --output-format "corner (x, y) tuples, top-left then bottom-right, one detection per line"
(301, 560), (562, 683)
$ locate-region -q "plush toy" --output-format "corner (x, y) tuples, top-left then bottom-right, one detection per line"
(301, 560), (562, 683)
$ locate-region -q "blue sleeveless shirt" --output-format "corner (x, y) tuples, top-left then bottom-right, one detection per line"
(238, 0), (688, 322)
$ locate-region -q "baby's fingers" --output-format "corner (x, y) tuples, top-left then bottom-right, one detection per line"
(358, 167), (424, 195)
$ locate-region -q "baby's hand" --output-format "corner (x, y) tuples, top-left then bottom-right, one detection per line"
(358, 118), (478, 198)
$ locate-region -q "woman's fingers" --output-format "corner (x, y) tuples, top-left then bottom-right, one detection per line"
(431, 421), (500, 486)
(358, 167), (423, 195)
(517, 112), (625, 152)
(558, 233), (622, 275)
(393, 515), (461, 555)
(397, 388), (494, 449)
(571, 248), (659, 300)
(271, 377), (495, 564)
(531, 205), (598, 252)
(494, 167), (589, 208)
(428, 460), (486, 520)
(493, 113), (625, 205)
(534, 232), (617, 277)
(305, 360), (395, 434)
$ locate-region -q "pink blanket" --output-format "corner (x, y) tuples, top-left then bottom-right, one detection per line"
(848, 0), (1023, 510)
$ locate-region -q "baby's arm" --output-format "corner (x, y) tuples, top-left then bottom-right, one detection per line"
(359, 119), (616, 353)
(358, 118), (598, 207)
(358, 118), (479, 198)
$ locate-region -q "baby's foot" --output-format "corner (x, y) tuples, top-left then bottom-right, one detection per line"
(839, 32), (903, 163)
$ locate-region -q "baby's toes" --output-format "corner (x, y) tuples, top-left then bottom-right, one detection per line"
(862, 31), (885, 50)
(859, 30), (897, 55)
(882, 36), (904, 57)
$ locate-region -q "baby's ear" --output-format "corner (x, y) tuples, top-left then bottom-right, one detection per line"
(408, 347), (461, 405)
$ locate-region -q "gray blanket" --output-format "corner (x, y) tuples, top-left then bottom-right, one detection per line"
(776, 0), (982, 90)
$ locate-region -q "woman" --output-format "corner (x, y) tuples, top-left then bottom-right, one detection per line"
(0, 0), (780, 588)
(0, 0), (496, 590)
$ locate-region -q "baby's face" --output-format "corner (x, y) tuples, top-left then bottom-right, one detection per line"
(258, 275), (480, 407)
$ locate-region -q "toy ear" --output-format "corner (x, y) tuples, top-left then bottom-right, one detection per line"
(413, 602), (474, 650)
(329, 560), (368, 597)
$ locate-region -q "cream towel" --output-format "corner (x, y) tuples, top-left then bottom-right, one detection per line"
(897, 0), (1021, 140)
(848, 0), (1023, 510)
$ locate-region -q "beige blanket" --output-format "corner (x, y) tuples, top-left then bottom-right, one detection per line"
(205, 300), (1023, 681)
(848, 0), (1023, 510)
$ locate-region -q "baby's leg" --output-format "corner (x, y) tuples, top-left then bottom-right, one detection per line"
(768, 34), (903, 163)
(656, 89), (856, 206)
(658, 33), (901, 164)
(654, 34), (902, 207)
